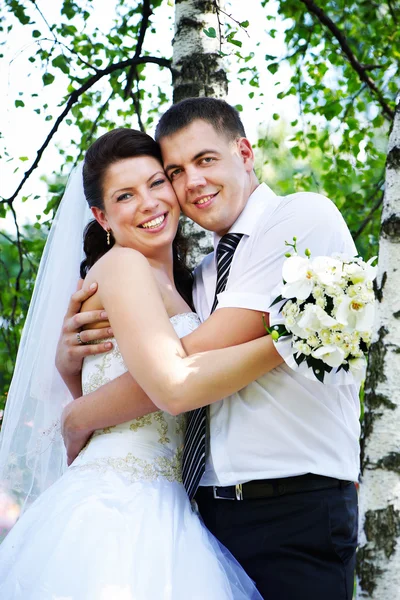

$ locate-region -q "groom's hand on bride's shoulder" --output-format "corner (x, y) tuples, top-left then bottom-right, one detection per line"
(55, 279), (114, 386)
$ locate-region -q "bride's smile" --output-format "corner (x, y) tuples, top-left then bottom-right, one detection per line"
(92, 155), (180, 259)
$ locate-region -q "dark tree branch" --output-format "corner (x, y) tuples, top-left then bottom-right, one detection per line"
(215, 1), (223, 53)
(57, 41), (101, 73)
(124, 0), (152, 98)
(360, 64), (386, 71)
(1, 55), (171, 206)
(213, 0), (250, 38)
(34, 37), (101, 73)
(134, 0), (152, 58)
(0, 230), (18, 247)
(352, 179), (385, 241)
(299, 0), (395, 121)
(29, 0), (57, 41)
(130, 86), (146, 133)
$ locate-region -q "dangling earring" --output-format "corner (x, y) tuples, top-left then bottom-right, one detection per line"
(106, 229), (111, 246)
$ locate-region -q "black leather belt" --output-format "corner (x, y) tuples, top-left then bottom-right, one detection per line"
(198, 474), (353, 501)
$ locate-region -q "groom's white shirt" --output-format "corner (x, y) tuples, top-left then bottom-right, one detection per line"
(193, 183), (361, 487)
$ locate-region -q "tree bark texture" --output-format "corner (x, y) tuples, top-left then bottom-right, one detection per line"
(172, 1), (229, 259)
(172, 0), (228, 104)
(357, 100), (400, 598)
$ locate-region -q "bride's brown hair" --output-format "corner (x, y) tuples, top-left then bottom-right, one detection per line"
(80, 128), (193, 308)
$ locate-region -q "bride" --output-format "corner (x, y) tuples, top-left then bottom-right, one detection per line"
(0, 128), (280, 599)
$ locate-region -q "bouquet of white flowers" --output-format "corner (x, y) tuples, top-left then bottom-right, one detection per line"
(267, 238), (377, 383)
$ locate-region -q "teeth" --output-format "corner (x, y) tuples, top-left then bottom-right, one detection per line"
(141, 215), (165, 229)
(196, 195), (214, 205)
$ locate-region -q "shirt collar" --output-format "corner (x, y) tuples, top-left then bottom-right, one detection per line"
(213, 183), (277, 248)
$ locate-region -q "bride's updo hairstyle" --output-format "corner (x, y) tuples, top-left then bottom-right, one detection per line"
(80, 128), (193, 307)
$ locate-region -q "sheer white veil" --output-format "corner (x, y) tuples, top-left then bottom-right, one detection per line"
(0, 164), (91, 512)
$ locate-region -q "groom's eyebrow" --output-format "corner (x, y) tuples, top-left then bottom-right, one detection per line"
(164, 149), (219, 173)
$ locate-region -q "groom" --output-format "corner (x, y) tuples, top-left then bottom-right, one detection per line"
(57, 98), (359, 599)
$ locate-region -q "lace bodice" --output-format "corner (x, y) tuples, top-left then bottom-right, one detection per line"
(70, 312), (200, 483)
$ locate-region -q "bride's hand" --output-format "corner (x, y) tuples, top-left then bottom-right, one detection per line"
(55, 280), (114, 396)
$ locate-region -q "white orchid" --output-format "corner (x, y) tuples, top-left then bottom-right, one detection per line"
(296, 304), (337, 333)
(344, 262), (367, 284)
(312, 256), (344, 286)
(348, 357), (367, 382)
(281, 255), (315, 300)
(335, 294), (375, 332)
(311, 345), (346, 368)
(270, 244), (376, 384)
(344, 257), (377, 284)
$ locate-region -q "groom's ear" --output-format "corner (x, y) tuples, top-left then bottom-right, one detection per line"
(91, 206), (108, 231)
(236, 137), (255, 172)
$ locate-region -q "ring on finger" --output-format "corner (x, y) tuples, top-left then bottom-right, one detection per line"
(76, 332), (84, 346)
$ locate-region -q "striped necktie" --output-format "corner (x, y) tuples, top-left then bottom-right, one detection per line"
(182, 232), (243, 500)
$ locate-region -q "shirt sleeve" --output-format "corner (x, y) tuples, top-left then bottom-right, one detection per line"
(216, 192), (360, 386)
(217, 192), (356, 312)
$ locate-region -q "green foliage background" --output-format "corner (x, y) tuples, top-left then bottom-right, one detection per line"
(0, 0), (398, 412)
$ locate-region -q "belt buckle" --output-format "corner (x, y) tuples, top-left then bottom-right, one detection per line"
(213, 483), (244, 500)
(213, 485), (235, 500)
(235, 483), (243, 500)
(213, 486), (234, 500)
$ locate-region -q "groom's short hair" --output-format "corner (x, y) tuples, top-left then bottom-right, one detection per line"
(155, 97), (247, 142)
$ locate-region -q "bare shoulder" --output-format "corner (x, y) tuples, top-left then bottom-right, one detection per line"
(85, 247), (151, 287)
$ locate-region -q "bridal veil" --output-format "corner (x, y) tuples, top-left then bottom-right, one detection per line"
(0, 164), (91, 512)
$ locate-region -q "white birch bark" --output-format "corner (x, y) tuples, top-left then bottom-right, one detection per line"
(357, 99), (400, 598)
(172, 0), (228, 103)
(172, 0), (229, 259)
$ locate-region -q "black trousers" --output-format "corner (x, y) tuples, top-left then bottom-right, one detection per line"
(196, 481), (358, 600)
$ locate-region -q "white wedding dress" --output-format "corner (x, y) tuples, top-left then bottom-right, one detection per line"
(0, 313), (261, 600)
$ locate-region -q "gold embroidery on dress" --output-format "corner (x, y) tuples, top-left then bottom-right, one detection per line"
(82, 341), (127, 396)
(70, 447), (183, 483)
(175, 413), (187, 436)
(153, 412), (170, 444)
(101, 426), (116, 434)
(82, 351), (113, 396)
(129, 414), (153, 432)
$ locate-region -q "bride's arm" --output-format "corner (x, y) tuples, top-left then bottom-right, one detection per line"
(96, 247), (281, 416)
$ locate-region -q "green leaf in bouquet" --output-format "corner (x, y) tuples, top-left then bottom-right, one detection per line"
(325, 295), (335, 315)
(306, 356), (332, 383)
(269, 294), (284, 307)
(294, 352), (307, 366)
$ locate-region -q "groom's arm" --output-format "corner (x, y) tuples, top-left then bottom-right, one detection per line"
(62, 306), (270, 462)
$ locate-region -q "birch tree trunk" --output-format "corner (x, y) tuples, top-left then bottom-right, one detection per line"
(357, 100), (400, 598)
(172, 0), (229, 262)
(172, 0), (228, 103)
